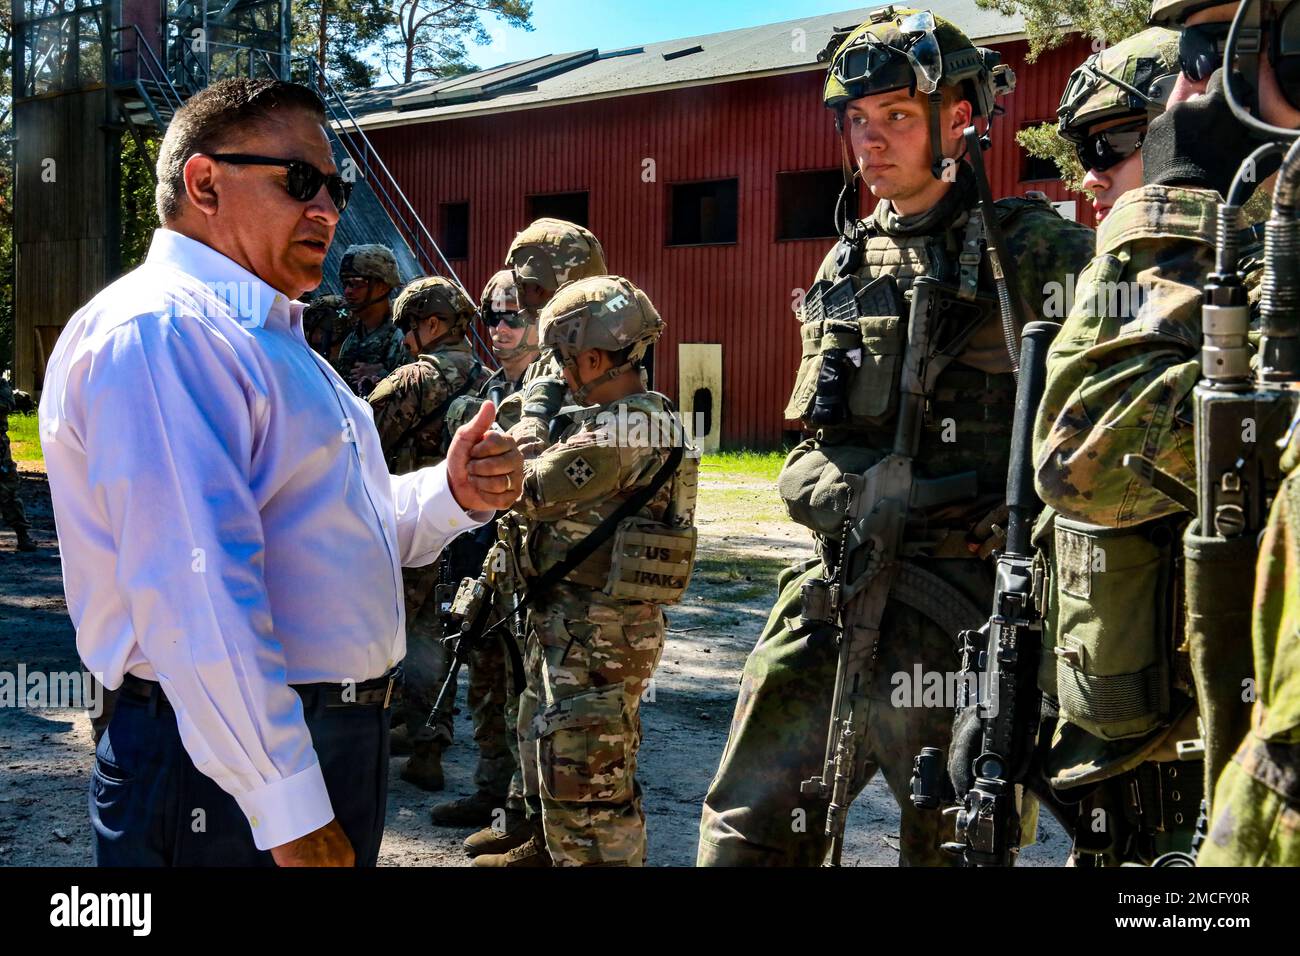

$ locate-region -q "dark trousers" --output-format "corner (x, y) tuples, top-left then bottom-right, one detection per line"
(91, 682), (391, 866)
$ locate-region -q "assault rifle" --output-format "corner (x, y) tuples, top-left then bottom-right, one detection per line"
(909, 321), (1060, 866)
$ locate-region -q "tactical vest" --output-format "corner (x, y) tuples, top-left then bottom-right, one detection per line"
(526, 392), (699, 605)
(784, 199), (1027, 499)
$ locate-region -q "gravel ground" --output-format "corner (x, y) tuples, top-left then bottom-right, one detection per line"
(0, 461), (1067, 867)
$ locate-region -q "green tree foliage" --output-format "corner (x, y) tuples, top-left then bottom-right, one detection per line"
(119, 133), (160, 272)
(292, 0), (393, 91)
(385, 1), (533, 85)
(975, 0), (1150, 61)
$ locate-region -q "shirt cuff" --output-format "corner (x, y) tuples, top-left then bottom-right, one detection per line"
(232, 760), (335, 852)
(394, 461), (491, 567)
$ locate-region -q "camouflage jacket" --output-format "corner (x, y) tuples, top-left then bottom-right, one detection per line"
(0, 378), (13, 420)
(508, 390), (698, 607)
(1246, 421), (1300, 746)
(334, 314), (410, 392)
(368, 337), (489, 473)
(1033, 185), (1264, 528)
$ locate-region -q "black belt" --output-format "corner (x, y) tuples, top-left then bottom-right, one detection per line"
(119, 667), (402, 712)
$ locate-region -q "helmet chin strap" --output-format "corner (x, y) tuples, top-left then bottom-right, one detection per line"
(346, 288), (391, 315)
(564, 354), (637, 405)
(928, 89), (947, 179)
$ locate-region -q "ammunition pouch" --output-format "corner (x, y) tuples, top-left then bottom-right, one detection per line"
(1049, 515), (1184, 741)
(532, 517), (696, 604)
(784, 275), (905, 428)
(778, 438), (884, 537)
(1183, 521), (1257, 798)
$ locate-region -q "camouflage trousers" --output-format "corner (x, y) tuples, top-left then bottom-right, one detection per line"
(518, 587), (664, 866)
(1199, 733), (1300, 866)
(399, 563), (518, 796)
(698, 556), (992, 866)
(0, 426), (30, 534)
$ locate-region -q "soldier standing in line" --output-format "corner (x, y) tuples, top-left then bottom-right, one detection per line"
(1031, 0), (1299, 864)
(333, 244), (408, 394)
(697, 6), (1095, 866)
(472, 275), (698, 866)
(368, 277), (492, 790)
(425, 270), (541, 827)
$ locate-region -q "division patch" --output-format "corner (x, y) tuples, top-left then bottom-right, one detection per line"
(564, 456), (595, 488)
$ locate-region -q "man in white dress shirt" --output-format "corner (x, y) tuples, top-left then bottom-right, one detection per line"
(38, 78), (523, 867)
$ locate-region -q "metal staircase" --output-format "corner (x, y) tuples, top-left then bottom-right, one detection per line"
(106, 6), (491, 357)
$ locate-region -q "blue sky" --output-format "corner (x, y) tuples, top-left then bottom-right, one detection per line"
(465, 0), (862, 66)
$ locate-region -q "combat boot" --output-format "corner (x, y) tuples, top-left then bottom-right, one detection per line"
(15, 530), (36, 552)
(470, 830), (552, 868)
(430, 790), (503, 827)
(400, 737), (446, 791)
(462, 808), (532, 856)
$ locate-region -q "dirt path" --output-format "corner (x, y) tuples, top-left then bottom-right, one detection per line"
(0, 462), (1067, 867)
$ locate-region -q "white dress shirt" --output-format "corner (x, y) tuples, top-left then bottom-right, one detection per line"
(40, 227), (485, 851)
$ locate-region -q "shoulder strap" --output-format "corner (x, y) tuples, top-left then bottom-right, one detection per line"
(524, 441), (684, 605)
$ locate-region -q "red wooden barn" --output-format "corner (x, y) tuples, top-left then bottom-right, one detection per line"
(347, 4), (1095, 449)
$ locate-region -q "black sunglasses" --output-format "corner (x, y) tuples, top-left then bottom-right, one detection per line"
(484, 310), (528, 329)
(1075, 121), (1146, 173)
(208, 153), (352, 212)
(1179, 22), (1231, 83)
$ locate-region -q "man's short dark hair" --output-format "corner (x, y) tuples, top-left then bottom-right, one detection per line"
(155, 78), (328, 223)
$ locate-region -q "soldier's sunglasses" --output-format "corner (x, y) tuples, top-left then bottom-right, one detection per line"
(208, 153), (353, 212)
(1179, 22), (1230, 83)
(484, 310), (528, 329)
(1075, 120), (1146, 173)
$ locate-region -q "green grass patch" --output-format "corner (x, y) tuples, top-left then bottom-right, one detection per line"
(691, 551), (789, 602)
(7, 413), (42, 464)
(699, 449), (787, 483)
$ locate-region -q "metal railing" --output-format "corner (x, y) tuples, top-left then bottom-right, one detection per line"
(111, 24), (189, 121)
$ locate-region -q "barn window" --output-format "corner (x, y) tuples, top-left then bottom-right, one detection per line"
(1020, 123), (1061, 182)
(776, 169), (842, 241)
(527, 191), (589, 227)
(440, 202), (469, 260)
(668, 178), (739, 246)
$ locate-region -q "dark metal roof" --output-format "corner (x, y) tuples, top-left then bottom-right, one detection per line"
(342, 2), (1036, 128)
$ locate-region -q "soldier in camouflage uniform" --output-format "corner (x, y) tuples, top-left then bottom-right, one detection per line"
(1057, 28), (1180, 224)
(368, 277), (492, 791)
(498, 218), (609, 455)
(427, 271), (540, 827)
(457, 227), (611, 858)
(472, 275), (698, 867)
(1030, 0), (1291, 864)
(1, 375), (36, 552)
(333, 244), (409, 394)
(302, 293), (345, 358)
(697, 6), (1095, 867)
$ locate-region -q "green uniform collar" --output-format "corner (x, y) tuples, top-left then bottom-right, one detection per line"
(1094, 184), (1220, 257)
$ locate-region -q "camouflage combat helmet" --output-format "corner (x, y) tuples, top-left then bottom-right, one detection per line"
(506, 219), (608, 294)
(394, 276), (476, 339)
(539, 275), (663, 403)
(340, 243), (401, 288)
(303, 293), (344, 327)
(481, 269), (521, 315)
(821, 6), (1015, 177)
(822, 6), (1009, 114)
(1058, 28), (1180, 142)
(481, 269), (539, 362)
